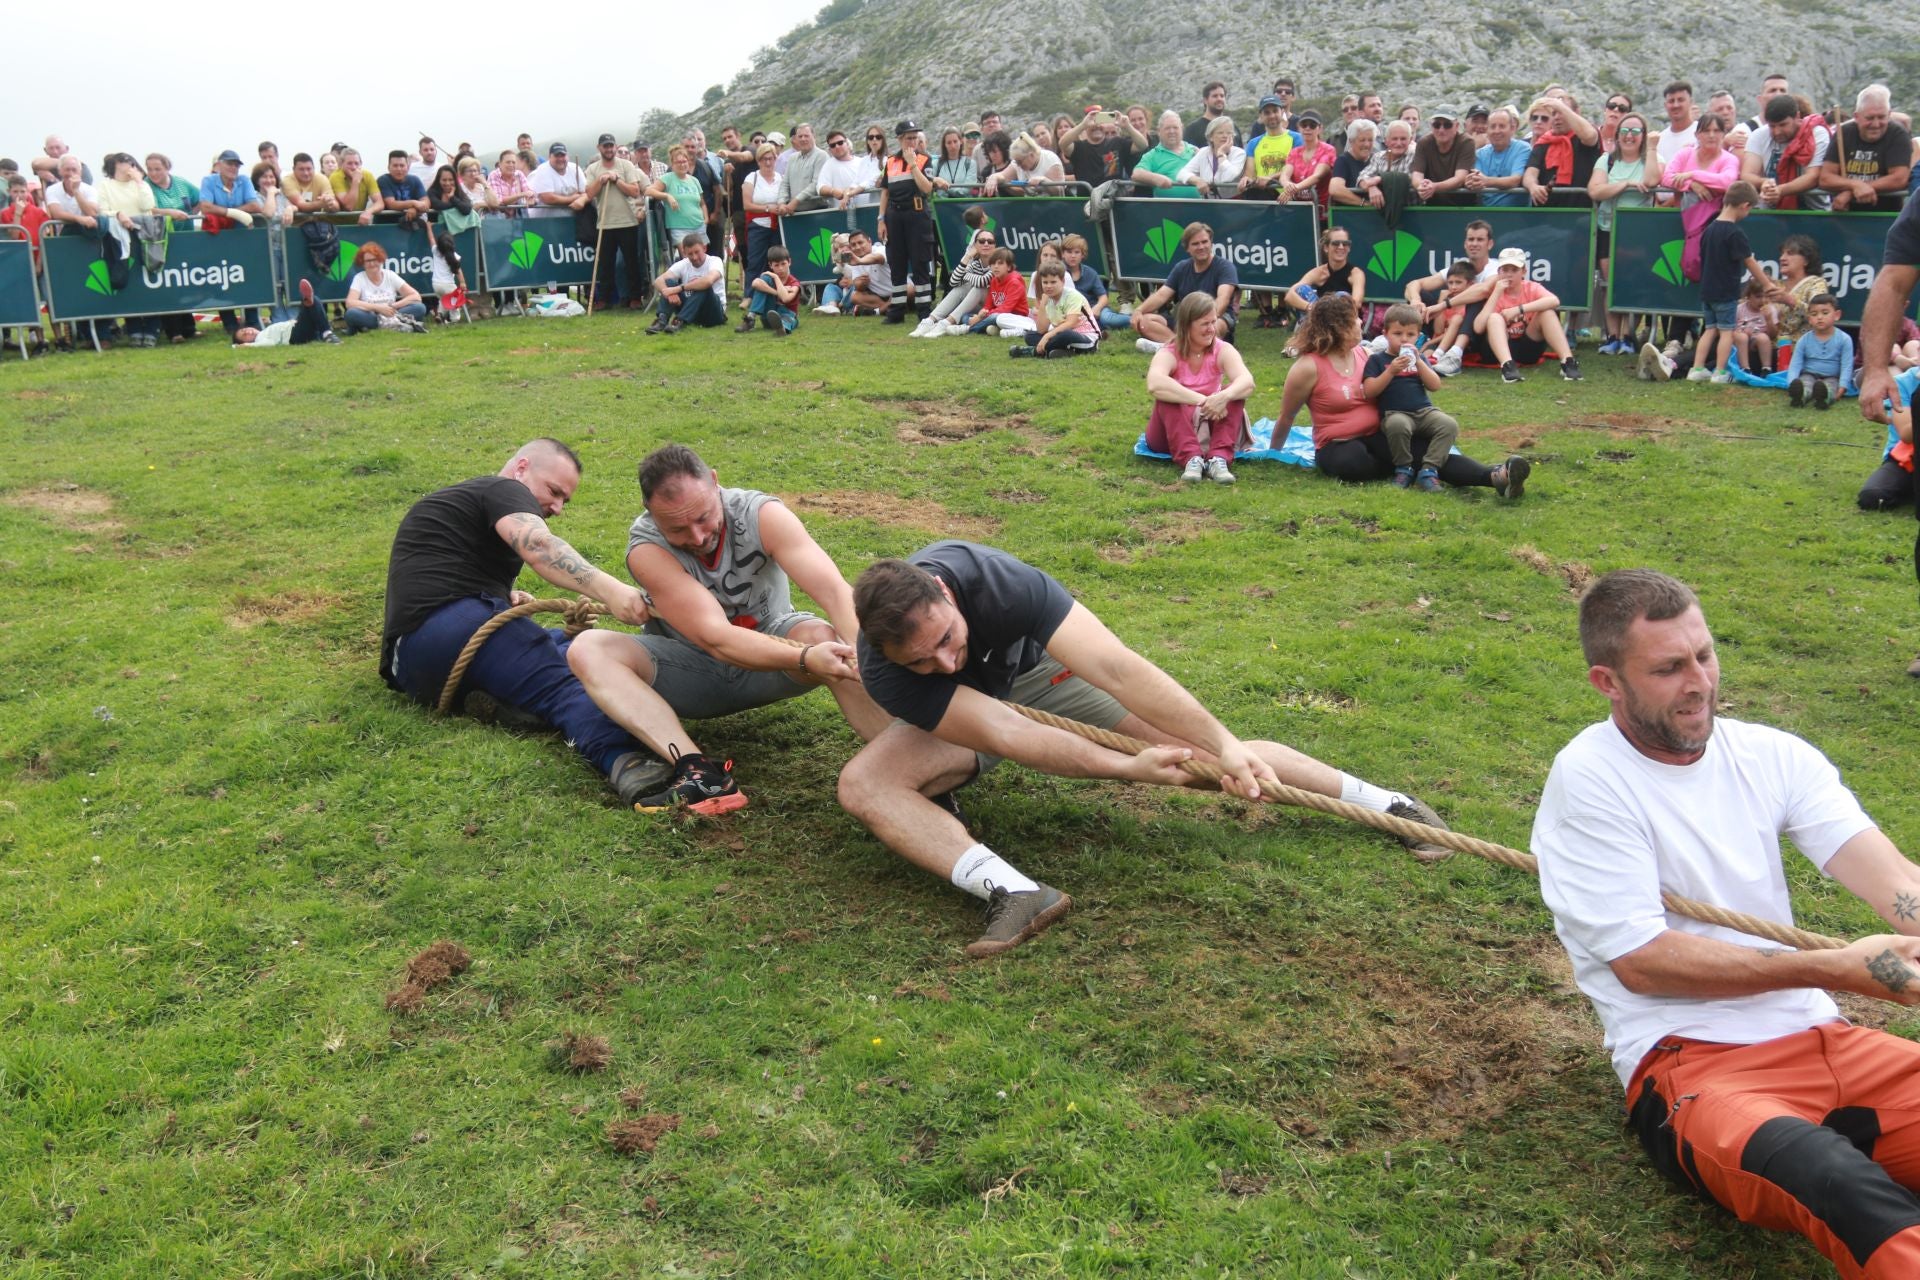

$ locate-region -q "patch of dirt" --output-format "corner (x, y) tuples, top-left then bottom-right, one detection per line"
(12, 390), (71, 401)
(385, 940), (473, 1014)
(1273, 688), (1356, 712)
(509, 346), (588, 355)
(782, 491), (1000, 540)
(607, 1113), (680, 1156)
(553, 1032), (612, 1074)
(1477, 424), (1540, 451)
(227, 590), (345, 629)
(1511, 544), (1595, 594)
(1565, 412), (1704, 437)
(619, 1085), (648, 1111)
(987, 489), (1047, 505)
(1595, 450), (1636, 462)
(889, 398), (1030, 446)
(1218, 1169), (1271, 1197)
(5, 485), (121, 533)
(569, 368), (634, 379)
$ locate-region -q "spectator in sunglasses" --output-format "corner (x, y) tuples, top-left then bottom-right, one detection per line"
(1523, 95), (1602, 208)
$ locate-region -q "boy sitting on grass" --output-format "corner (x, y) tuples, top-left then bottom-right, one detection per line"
(740, 244), (801, 335)
(1687, 180), (1770, 385)
(1060, 233), (1128, 330)
(1784, 293), (1856, 408)
(1423, 260), (1478, 367)
(958, 248), (1030, 335)
(1012, 260), (1102, 357)
(1364, 303), (1472, 492)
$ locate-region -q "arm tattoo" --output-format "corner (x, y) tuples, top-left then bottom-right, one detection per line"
(537, 535), (594, 587)
(1868, 948), (1913, 994)
(501, 514), (594, 587)
(1896, 893), (1918, 922)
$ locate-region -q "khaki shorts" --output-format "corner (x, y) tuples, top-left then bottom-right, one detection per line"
(970, 654), (1128, 778)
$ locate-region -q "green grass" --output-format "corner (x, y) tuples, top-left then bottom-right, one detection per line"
(3, 309), (1916, 1278)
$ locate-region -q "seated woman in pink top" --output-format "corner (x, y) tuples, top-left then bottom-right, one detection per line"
(1277, 294), (1523, 492)
(1145, 293), (1255, 484)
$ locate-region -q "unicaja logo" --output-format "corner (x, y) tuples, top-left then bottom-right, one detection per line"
(509, 230), (546, 270)
(141, 259), (247, 291)
(1651, 238), (1686, 286)
(1366, 231), (1422, 281)
(1142, 219), (1185, 266)
(806, 228), (834, 269)
(84, 261), (115, 295)
(328, 243), (360, 283)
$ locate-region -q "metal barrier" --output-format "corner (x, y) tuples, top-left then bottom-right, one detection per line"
(1107, 196), (1321, 291)
(1329, 205), (1597, 311)
(0, 223), (43, 358)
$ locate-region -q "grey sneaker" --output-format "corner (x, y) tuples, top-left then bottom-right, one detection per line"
(608, 750), (675, 808)
(1385, 796), (1454, 862)
(965, 883), (1072, 958)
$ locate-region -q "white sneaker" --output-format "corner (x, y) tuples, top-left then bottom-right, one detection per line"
(1662, 339), (1682, 359)
(814, 303), (840, 315)
(945, 322), (968, 335)
(1136, 338), (1165, 355)
(1685, 365), (1713, 382)
(1208, 457), (1237, 484)
(1435, 347), (1463, 377)
(908, 318), (933, 337)
(1657, 354), (1677, 381)
(1180, 456), (1205, 481)
(985, 325), (999, 337)
(1709, 370), (1732, 384)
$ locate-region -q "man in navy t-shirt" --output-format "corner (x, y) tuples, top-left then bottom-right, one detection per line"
(377, 150), (429, 227)
(840, 542), (1451, 958)
(1128, 221), (1240, 351)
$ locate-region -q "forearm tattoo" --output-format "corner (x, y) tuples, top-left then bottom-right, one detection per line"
(1896, 892), (1918, 922)
(1868, 948), (1913, 994)
(503, 514), (595, 587)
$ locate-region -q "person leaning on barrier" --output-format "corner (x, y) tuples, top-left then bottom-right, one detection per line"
(1356, 119), (1417, 206)
(1534, 569), (1920, 1280)
(284, 152), (340, 221)
(983, 132), (1064, 196)
(1176, 116), (1246, 198)
(377, 149), (430, 229)
(1410, 106), (1475, 206)
(486, 150), (534, 216)
(1328, 118), (1377, 206)
(1522, 94), (1602, 208)
(1237, 95), (1296, 202)
(584, 132), (646, 314)
(1743, 93), (1832, 210)
(527, 142), (585, 218)
(646, 232), (727, 334)
(773, 123), (827, 215)
(1129, 220), (1238, 352)
(379, 439), (668, 811)
(1822, 84), (1912, 212)
(1131, 112), (1199, 198)
(329, 149), (383, 225)
(835, 541), (1450, 958)
(455, 157), (495, 214)
(1467, 107), (1531, 207)
(344, 243), (427, 335)
(929, 128), (976, 190)
(816, 129), (863, 206)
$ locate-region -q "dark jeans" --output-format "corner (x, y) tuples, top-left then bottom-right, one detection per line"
(745, 223), (779, 290)
(219, 307), (262, 336)
(1315, 430), (1496, 487)
(287, 300), (334, 345)
(390, 595), (639, 777)
(1859, 457), (1915, 511)
(594, 224), (646, 302)
(655, 288), (727, 327)
(1022, 327), (1097, 353)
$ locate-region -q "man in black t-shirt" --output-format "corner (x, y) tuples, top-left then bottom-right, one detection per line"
(1822, 85), (1912, 212)
(1129, 222), (1239, 349)
(380, 439), (720, 812)
(838, 542), (1451, 958)
(1058, 108), (1143, 185)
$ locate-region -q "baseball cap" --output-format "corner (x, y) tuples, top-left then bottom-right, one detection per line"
(1429, 107), (1457, 124)
(217, 149), (242, 164)
(1258, 95), (1285, 111)
(1296, 110), (1323, 127)
(597, 133), (616, 146)
(894, 119), (920, 136)
(766, 131), (787, 147)
(548, 142), (568, 155)
(1496, 247), (1528, 268)
(1467, 104), (1491, 119)
(963, 122), (982, 138)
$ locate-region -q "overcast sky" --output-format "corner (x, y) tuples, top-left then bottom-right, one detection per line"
(6, 0), (802, 174)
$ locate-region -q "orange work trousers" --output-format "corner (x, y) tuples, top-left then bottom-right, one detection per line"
(1628, 1023), (1920, 1278)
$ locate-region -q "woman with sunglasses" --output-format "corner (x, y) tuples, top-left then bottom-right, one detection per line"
(1522, 95), (1602, 208)
(852, 127), (887, 206)
(913, 222), (998, 337)
(1600, 94), (1633, 154)
(1282, 228), (1367, 353)
(1590, 113), (1665, 354)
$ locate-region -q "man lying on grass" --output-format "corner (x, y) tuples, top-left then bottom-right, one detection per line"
(838, 541), (1450, 957)
(379, 438), (700, 812)
(564, 444), (892, 815)
(1534, 569), (1920, 1278)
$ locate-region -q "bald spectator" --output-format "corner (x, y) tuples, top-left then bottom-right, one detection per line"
(1470, 108), (1532, 207)
(1822, 84), (1912, 211)
(31, 135), (91, 188)
(1410, 107), (1475, 206)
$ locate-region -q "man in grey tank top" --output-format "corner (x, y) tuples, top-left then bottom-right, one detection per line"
(566, 444), (891, 809)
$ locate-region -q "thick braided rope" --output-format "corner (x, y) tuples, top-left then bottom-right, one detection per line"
(1002, 704), (1847, 953)
(435, 597), (606, 714)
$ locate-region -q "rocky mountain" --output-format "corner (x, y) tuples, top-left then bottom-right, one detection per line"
(650, 0), (1920, 142)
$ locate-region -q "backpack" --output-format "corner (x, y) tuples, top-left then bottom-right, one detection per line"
(300, 219), (340, 276)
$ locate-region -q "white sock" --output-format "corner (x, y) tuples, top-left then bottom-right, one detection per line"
(950, 843), (1038, 901)
(1340, 773), (1411, 813)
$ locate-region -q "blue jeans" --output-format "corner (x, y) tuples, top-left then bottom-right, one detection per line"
(1023, 327), (1096, 352)
(747, 287), (797, 333)
(1098, 306), (1131, 330)
(655, 288), (727, 327)
(390, 595), (640, 777)
(345, 302), (428, 332)
(821, 282), (851, 307)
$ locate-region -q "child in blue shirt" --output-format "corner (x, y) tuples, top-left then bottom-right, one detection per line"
(1784, 293), (1856, 409)
(1059, 234), (1128, 330)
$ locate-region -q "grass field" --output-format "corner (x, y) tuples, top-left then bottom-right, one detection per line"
(4, 307), (1919, 1278)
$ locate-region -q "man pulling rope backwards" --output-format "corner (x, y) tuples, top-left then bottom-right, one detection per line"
(838, 541), (1450, 958)
(1534, 570), (1920, 1278)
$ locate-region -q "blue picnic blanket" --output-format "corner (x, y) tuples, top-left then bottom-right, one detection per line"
(1133, 416), (1458, 468)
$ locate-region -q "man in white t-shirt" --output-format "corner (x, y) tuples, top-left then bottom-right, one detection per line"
(527, 143), (585, 218)
(645, 233), (726, 333)
(1654, 80), (1699, 168)
(1741, 94), (1832, 210)
(409, 137), (444, 187)
(1533, 569), (1920, 1278)
(816, 130), (865, 207)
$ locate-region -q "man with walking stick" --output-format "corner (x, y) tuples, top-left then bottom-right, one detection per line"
(584, 133), (646, 313)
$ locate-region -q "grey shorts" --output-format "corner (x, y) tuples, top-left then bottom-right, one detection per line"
(969, 654), (1129, 778)
(634, 612), (819, 720)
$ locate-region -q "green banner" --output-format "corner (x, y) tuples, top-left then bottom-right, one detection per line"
(931, 197), (1104, 272)
(1608, 206), (1905, 323)
(43, 227), (276, 321)
(1330, 207), (1595, 311)
(777, 205), (883, 286)
(1108, 197), (1320, 291)
(298, 222), (475, 303)
(477, 215), (599, 291)
(0, 236), (38, 326)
